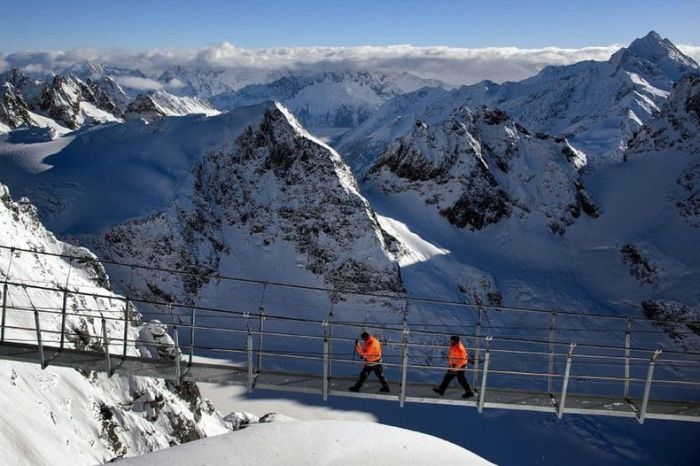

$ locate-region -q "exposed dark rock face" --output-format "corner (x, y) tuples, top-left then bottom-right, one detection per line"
(457, 274), (503, 307)
(621, 244), (659, 287)
(39, 74), (91, 129)
(440, 177), (511, 230)
(87, 77), (125, 118)
(627, 75), (700, 154)
(677, 165), (700, 227)
(0, 68), (126, 130)
(93, 104), (402, 305)
(98, 403), (127, 458)
(126, 94), (166, 122)
(367, 107), (597, 232)
(642, 300), (700, 351)
(192, 105), (403, 293)
(0, 83), (33, 128)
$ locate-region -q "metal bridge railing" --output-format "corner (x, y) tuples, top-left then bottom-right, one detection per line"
(1, 279), (700, 423)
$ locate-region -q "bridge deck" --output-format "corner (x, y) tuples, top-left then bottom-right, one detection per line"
(2, 341), (698, 423)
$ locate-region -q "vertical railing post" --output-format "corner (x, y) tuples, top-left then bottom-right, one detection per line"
(102, 317), (112, 376)
(638, 349), (662, 424)
(1, 282), (8, 344)
(189, 308), (196, 367)
(624, 318), (632, 399)
(548, 311), (557, 394)
(322, 321), (329, 401)
(478, 336), (493, 413)
(59, 257), (73, 351)
(173, 325), (181, 382)
(557, 343), (576, 419)
(257, 305), (265, 373)
(59, 289), (69, 351)
(34, 309), (46, 369)
(246, 315), (254, 393)
(399, 321), (410, 407)
(1, 249), (15, 344)
(326, 306), (334, 379)
(122, 299), (130, 359)
(256, 282), (268, 374)
(472, 308), (483, 388)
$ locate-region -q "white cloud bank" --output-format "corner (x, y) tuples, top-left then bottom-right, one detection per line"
(2, 42), (699, 85)
(112, 76), (184, 91)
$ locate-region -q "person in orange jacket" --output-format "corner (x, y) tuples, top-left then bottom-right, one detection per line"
(433, 335), (475, 398)
(349, 331), (391, 393)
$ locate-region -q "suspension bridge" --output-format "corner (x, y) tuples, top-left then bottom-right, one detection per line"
(0, 245), (699, 424)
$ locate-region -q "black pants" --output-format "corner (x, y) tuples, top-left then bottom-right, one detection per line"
(354, 364), (389, 389)
(438, 368), (472, 393)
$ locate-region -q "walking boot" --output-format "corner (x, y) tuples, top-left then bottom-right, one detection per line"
(379, 385), (390, 393)
(348, 385), (361, 392)
(432, 388), (445, 396)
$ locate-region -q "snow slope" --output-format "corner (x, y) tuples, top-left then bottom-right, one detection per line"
(0, 183), (230, 464)
(118, 420), (494, 466)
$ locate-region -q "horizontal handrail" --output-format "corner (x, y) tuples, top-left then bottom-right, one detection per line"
(3, 243), (700, 326)
(3, 280), (698, 358)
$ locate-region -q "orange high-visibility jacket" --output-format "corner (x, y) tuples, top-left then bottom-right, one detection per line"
(448, 342), (468, 370)
(356, 336), (382, 363)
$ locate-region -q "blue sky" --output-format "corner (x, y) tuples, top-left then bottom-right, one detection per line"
(1, 0), (699, 51)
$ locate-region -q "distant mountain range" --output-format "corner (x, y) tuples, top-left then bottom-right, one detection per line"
(339, 31), (699, 171)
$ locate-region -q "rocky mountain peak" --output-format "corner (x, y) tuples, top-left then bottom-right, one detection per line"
(367, 108), (597, 232)
(184, 101), (403, 293)
(626, 31), (696, 66)
(610, 31), (699, 88)
(1, 82), (33, 128)
(125, 93), (166, 122)
(39, 73), (91, 129)
(67, 102), (403, 304)
(0, 68), (45, 107)
(125, 90), (219, 123)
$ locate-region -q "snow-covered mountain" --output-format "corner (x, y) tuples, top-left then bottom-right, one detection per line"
(126, 90), (220, 123)
(366, 107), (596, 233)
(211, 71), (445, 139)
(0, 102), (402, 312)
(39, 73), (123, 129)
(0, 69), (123, 132)
(339, 31), (699, 172)
(0, 68), (221, 133)
(355, 71), (700, 353)
(157, 66), (237, 98)
(0, 183), (230, 464)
